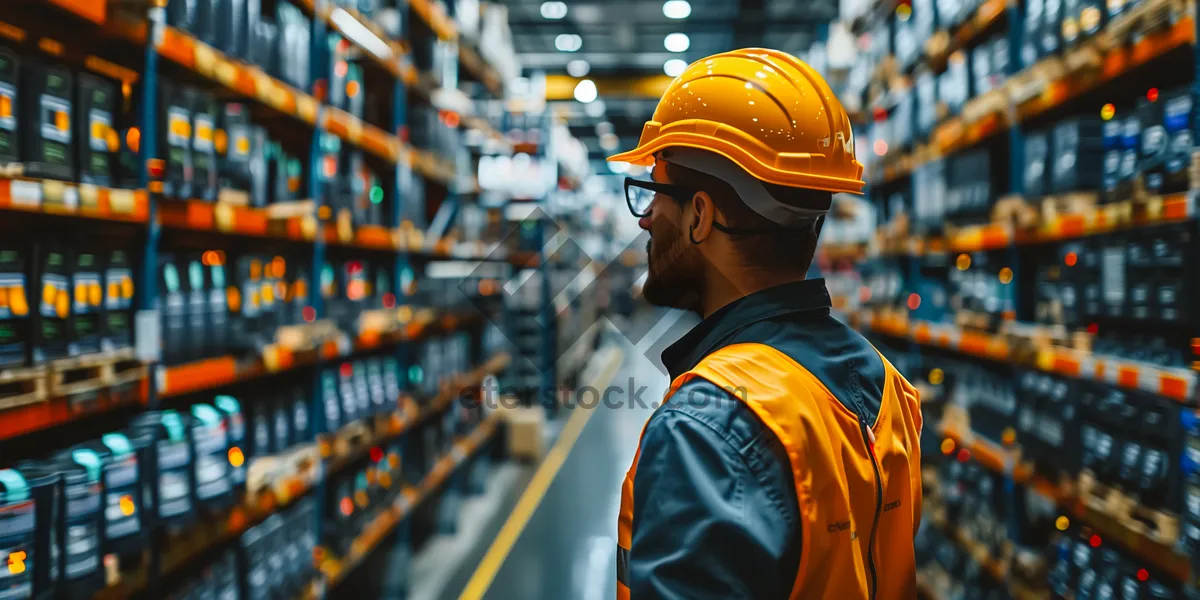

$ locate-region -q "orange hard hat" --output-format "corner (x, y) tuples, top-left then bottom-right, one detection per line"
(607, 48), (864, 195)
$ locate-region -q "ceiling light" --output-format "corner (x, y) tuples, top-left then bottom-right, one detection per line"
(596, 121), (615, 136)
(584, 98), (606, 117)
(574, 79), (598, 103)
(663, 0), (692, 18)
(555, 34), (582, 52)
(566, 59), (591, 77)
(664, 33), (690, 52)
(608, 161), (629, 174)
(540, 1), (568, 19)
(664, 58), (688, 76)
(600, 133), (619, 151)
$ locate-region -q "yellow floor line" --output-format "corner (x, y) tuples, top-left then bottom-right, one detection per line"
(458, 349), (625, 600)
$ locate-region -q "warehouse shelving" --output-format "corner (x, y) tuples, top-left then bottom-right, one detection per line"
(848, 0), (1200, 591)
(315, 413), (499, 589)
(81, 348), (509, 600)
(0, 1), (534, 599)
(874, 9), (1196, 185)
(0, 177), (151, 222)
(924, 0), (1010, 69)
(935, 426), (1193, 582)
(848, 310), (1198, 401)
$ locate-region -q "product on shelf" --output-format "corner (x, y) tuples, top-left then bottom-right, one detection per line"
(321, 368), (342, 433)
(190, 402), (235, 509)
(338, 361), (362, 423)
(20, 58), (74, 181)
(1024, 129), (1050, 198)
(190, 88), (219, 202)
(233, 254), (265, 351)
(47, 451), (104, 595)
(271, 389), (292, 453)
(64, 433), (148, 556)
(1049, 529), (1180, 598)
(130, 409), (195, 525)
(215, 394), (247, 487)
(158, 254), (187, 365)
(1051, 117), (1104, 193)
(103, 248), (134, 352)
(290, 384), (311, 445)
(0, 465), (56, 599)
(915, 69), (938, 137)
(74, 72), (119, 187)
(1139, 91), (1170, 195)
(1159, 86), (1193, 194)
(33, 241), (70, 364)
(0, 47), (20, 164)
(0, 246), (30, 367)
(68, 247), (103, 356)
(1042, 0), (1064, 56)
(161, 81), (194, 200)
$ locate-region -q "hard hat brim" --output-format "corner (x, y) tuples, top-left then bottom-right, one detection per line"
(606, 129), (865, 196)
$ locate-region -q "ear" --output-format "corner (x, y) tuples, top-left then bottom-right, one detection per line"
(689, 191), (716, 243)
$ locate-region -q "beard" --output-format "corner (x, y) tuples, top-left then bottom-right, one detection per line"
(642, 219), (703, 312)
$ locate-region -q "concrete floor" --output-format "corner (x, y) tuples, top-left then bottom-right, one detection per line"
(385, 308), (692, 600)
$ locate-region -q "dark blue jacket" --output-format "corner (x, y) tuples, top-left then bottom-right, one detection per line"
(629, 279), (887, 599)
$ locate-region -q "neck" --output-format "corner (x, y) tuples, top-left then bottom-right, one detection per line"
(699, 269), (807, 318)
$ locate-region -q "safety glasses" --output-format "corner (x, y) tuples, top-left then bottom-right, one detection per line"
(623, 177), (694, 218)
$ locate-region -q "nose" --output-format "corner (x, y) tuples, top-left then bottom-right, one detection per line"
(638, 214), (652, 230)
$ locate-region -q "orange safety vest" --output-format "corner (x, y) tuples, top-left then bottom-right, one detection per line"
(617, 343), (923, 600)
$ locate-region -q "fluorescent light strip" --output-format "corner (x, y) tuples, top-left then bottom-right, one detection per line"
(331, 8), (392, 62)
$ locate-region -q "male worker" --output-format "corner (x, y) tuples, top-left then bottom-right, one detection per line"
(608, 49), (923, 599)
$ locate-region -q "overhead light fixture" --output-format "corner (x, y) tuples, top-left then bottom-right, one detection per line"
(596, 121), (615, 136)
(574, 79), (598, 103)
(566, 59), (591, 77)
(664, 58), (688, 76)
(608, 161), (629, 174)
(540, 1), (568, 19)
(584, 98), (606, 117)
(664, 33), (690, 52)
(600, 133), (619, 151)
(663, 0), (692, 19)
(555, 33), (583, 52)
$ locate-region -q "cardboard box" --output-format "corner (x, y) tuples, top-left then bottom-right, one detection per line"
(504, 405), (545, 461)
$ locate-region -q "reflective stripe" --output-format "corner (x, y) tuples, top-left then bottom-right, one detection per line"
(616, 545), (630, 586)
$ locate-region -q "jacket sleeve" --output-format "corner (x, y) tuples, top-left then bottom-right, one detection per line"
(629, 389), (795, 599)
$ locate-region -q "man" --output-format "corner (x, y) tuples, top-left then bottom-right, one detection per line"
(608, 49), (923, 599)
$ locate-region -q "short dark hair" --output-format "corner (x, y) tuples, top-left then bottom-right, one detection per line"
(665, 161), (829, 274)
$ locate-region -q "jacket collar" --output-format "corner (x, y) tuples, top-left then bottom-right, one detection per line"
(661, 279), (832, 380)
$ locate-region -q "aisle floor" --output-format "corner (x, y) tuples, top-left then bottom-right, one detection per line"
(470, 308), (697, 600)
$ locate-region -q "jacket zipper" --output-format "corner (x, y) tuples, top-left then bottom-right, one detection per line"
(860, 419), (883, 600)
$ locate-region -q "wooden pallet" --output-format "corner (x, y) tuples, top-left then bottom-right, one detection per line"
(1078, 470), (1132, 516)
(331, 420), (372, 462)
(992, 195), (1039, 230)
(1099, 0), (1192, 48)
(0, 365), (48, 410)
(1040, 192), (1100, 223)
(47, 349), (141, 397)
(1126, 501), (1181, 546)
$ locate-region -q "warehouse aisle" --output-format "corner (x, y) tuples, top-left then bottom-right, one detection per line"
(465, 309), (697, 600)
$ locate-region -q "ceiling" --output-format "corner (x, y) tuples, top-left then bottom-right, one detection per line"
(492, 0), (838, 165)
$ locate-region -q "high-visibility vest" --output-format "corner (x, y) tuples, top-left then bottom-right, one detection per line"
(617, 342), (923, 600)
